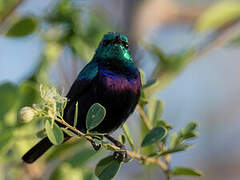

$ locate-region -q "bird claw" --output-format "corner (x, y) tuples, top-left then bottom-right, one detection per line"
(113, 149), (128, 162)
(90, 141), (101, 151)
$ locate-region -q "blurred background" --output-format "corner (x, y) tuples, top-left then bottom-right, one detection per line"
(1, 0), (240, 179)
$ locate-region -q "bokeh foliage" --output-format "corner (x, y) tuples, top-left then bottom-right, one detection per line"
(1, 0), (240, 179)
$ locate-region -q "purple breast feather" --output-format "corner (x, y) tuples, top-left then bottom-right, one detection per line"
(104, 75), (141, 94)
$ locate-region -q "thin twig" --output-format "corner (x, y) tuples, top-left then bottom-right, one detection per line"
(54, 116), (169, 171)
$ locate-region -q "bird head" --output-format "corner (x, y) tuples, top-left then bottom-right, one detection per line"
(94, 32), (133, 63)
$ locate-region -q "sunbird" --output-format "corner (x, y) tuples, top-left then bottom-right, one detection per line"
(22, 32), (142, 163)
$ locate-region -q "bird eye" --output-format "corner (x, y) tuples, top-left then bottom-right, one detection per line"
(123, 42), (129, 49)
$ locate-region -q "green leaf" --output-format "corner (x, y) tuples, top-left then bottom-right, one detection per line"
(171, 167), (203, 176)
(148, 99), (164, 125)
(122, 124), (135, 151)
(157, 144), (192, 156)
(183, 121), (198, 135)
(74, 102), (78, 127)
(45, 120), (64, 145)
(195, 1), (240, 32)
(95, 156), (121, 180)
(86, 103), (106, 130)
(141, 126), (167, 147)
(170, 133), (178, 148)
(156, 120), (173, 129)
(182, 132), (198, 139)
(6, 17), (38, 37)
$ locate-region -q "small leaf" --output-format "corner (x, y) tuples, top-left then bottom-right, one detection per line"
(148, 99), (164, 125)
(45, 120), (64, 145)
(182, 132), (198, 139)
(95, 156), (121, 180)
(156, 120), (172, 129)
(6, 17), (38, 37)
(119, 135), (126, 145)
(74, 102), (78, 127)
(157, 144), (192, 156)
(86, 103), (106, 130)
(141, 126), (167, 147)
(171, 167), (203, 176)
(122, 124), (135, 151)
(170, 133), (178, 148)
(183, 121), (198, 134)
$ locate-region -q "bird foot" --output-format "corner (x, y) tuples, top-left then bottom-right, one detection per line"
(104, 135), (128, 162)
(90, 140), (101, 151)
(113, 150), (128, 162)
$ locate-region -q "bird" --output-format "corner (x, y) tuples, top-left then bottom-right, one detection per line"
(22, 32), (142, 163)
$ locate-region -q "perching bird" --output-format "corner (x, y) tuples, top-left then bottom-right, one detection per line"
(22, 32), (142, 163)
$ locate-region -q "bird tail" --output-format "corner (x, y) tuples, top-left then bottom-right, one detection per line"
(22, 136), (70, 163)
(22, 137), (53, 163)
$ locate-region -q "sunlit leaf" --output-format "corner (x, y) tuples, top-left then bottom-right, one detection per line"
(141, 126), (167, 147)
(196, 1), (240, 31)
(45, 120), (64, 145)
(86, 103), (106, 130)
(6, 17), (38, 37)
(171, 167), (203, 176)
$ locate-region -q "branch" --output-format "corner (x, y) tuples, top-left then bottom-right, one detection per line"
(54, 116), (169, 172)
(0, 0), (25, 25)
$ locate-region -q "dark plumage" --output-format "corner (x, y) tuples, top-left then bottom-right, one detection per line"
(22, 32), (142, 163)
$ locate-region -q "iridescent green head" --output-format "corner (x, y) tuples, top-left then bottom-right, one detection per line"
(94, 32), (133, 64)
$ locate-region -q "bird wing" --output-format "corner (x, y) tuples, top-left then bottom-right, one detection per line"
(65, 61), (98, 107)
